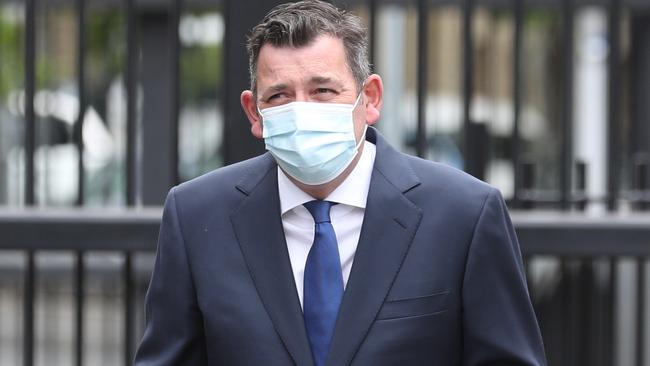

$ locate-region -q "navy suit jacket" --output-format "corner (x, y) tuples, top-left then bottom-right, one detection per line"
(135, 127), (546, 365)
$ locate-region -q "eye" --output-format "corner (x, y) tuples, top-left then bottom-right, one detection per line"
(266, 93), (288, 104)
(312, 88), (339, 101)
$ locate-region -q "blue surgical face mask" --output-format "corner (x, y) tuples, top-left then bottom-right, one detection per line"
(258, 93), (366, 185)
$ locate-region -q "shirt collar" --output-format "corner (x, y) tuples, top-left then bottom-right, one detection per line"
(278, 141), (377, 215)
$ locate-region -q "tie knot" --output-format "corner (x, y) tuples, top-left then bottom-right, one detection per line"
(303, 200), (334, 224)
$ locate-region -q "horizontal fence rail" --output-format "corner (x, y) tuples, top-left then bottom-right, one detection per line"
(1, 210), (650, 365)
(0, 209), (161, 251)
(516, 212), (650, 256)
(2, 209), (650, 253)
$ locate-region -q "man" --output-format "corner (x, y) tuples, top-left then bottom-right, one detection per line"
(135, 1), (546, 365)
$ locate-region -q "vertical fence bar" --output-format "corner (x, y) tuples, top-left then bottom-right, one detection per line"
(578, 260), (592, 364)
(222, 0), (279, 164)
(124, 0), (137, 361)
(125, 0), (137, 206)
(0, 0), (5, 203)
(576, 161), (587, 210)
(560, 258), (569, 366)
(24, 0), (36, 206)
(605, 258), (616, 366)
(74, 0), (90, 345)
(591, 259), (606, 366)
(607, 0), (621, 211)
(462, 0), (474, 172)
(23, 251), (35, 366)
(170, 0), (180, 186)
(222, 0), (231, 164)
(561, 259), (577, 366)
(23, 0), (36, 362)
(124, 252), (133, 365)
(75, 252), (84, 366)
(75, 0), (86, 206)
(633, 157), (649, 210)
(368, 0), (377, 71)
(416, 0), (428, 158)
(636, 259), (646, 366)
(560, 0), (574, 210)
(521, 160), (535, 209)
(511, 0), (523, 208)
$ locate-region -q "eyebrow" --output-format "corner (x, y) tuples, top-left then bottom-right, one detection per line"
(265, 83), (288, 94)
(259, 76), (345, 100)
(309, 76), (341, 86)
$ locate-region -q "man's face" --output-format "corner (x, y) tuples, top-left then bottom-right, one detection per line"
(240, 33), (382, 195)
(252, 34), (368, 143)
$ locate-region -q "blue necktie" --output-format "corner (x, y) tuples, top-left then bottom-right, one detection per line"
(303, 200), (343, 366)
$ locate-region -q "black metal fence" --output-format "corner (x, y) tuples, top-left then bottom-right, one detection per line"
(2, 0), (650, 365)
(0, 209), (159, 366)
(518, 213), (650, 366)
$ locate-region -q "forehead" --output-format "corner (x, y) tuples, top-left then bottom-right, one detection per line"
(256, 35), (354, 90)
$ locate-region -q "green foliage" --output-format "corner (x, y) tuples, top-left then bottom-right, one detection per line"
(181, 43), (223, 102)
(86, 10), (125, 92)
(0, 15), (24, 99)
(525, 9), (560, 28)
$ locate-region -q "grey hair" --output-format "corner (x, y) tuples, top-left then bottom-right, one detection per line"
(246, 0), (371, 95)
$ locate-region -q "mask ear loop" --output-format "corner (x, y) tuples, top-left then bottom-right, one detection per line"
(352, 91), (363, 109)
(355, 124), (368, 151)
(352, 80), (367, 109)
(353, 81), (369, 149)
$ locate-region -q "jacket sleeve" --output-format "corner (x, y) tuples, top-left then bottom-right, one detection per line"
(462, 188), (547, 366)
(134, 187), (208, 365)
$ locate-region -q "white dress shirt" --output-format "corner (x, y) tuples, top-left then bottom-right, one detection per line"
(277, 142), (376, 307)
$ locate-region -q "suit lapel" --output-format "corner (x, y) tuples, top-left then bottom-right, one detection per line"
(230, 154), (314, 366)
(326, 129), (423, 366)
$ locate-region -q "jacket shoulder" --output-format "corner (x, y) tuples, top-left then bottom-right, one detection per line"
(404, 154), (496, 199)
(169, 153), (275, 211)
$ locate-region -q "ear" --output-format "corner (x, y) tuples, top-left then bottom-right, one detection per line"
(362, 74), (383, 125)
(241, 90), (263, 139)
